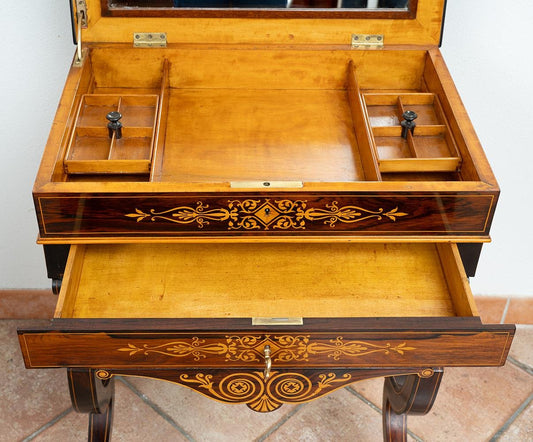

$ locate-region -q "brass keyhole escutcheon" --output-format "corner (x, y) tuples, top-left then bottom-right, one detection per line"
(264, 345), (272, 380)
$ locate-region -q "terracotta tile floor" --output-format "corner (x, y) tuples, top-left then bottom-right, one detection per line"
(1, 293), (532, 442)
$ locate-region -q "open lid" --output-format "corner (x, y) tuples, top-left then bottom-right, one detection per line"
(72, 0), (446, 46)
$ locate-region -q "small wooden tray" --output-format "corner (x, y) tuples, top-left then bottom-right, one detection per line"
(64, 94), (159, 174)
(362, 93), (461, 173)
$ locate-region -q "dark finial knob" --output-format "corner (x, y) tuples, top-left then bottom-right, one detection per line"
(400, 110), (418, 139)
(106, 111), (123, 139)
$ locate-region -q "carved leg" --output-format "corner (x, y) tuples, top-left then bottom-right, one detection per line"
(67, 369), (115, 442)
(382, 368), (443, 442)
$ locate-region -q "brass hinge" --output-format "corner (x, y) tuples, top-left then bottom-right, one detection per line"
(133, 33), (168, 48)
(76, 0), (88, 28)
(351, 34), (384, 49)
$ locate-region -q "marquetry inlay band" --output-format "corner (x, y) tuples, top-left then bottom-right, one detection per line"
(125, 199), (408, 230)
(117, 335), (416, 363)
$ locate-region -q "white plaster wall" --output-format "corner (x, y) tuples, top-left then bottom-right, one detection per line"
(441, 0), (533, 296)
(0, 0), (531, 295)
(0, 0), (73, 288)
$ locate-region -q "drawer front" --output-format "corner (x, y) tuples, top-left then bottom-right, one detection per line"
(19, 319), (514, 369)
(35, 192), (496, 240)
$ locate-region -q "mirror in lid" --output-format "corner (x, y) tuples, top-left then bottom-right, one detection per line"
(103, 0), (412, 16)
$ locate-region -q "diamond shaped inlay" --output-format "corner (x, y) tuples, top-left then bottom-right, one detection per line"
(253, 202), (282, 226)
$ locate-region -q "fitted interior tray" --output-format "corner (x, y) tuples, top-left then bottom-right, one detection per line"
(55, 242), (477, 319)
(64, 94), (159, 175)
(47, 46), (483, 185)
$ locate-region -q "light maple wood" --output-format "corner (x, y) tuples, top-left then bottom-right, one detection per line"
(56, 243), (474, 319)
(89, 47), (427, 91)
(150, 59), (170, 180)
(157, 88), (363, 182)
(360, 90), (462, 173)
(35, 46), (495, 189)
(423, 50), (484, 183)
(378, 157), (460, 173)
(347, 60), (381, 181)
(64, 93), (159, 175)
(50, 51), (95, 183)
(54, 245), (86, 318)
(436, 243), (478, 317)
(80, 0), (446, 46)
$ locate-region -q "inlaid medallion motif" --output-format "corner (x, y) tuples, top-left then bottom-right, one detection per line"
(178, 371), (353, 412)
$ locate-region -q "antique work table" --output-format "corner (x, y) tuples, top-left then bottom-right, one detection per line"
(19, 0), (514, 440)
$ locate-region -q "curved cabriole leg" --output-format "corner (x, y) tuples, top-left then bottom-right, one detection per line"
(382, 368), (443, 442)
(88, 397), (113, 442)
(67, 369), (115, 442)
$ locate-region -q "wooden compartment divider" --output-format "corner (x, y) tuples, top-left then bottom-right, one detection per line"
(150, 59), (170, 181)
(359, 89), (462, 174)
(346, 60), (382, 181)
(63, 58), (170, 178)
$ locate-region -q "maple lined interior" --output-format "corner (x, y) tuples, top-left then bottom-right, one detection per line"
(55, 47), (474, 184)
(55, 242), (477, 319)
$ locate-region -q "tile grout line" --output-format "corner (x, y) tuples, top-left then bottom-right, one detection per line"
(118, 376), (196, 442)
(507, 355), (533, 376)
(21, 407), (74, 441)
(346, 386), (425, 442)
(254, 403), (307, 442)
(500, 297), (511, 324)
(489, 393), (533, 441)
(346, 386), (381, 413)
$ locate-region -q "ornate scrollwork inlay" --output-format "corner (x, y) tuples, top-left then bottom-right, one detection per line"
(117, 337), (228, 361)
(125, 199), (407, 230)
(304, 201), (408, 227)
(307, 337), (416, 360)
(117, 335), (415, 363)
(227, 199), (306, 230)
(224, 335), (311, 363)
(125, 202), (229, 228)
(224, 335), (264, 362)
(178, 371), (352, 412)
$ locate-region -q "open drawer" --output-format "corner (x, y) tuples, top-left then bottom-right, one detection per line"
(19, 242), (514, 370)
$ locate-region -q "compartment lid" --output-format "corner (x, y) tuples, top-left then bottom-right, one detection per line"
(72, 0), (446, 46)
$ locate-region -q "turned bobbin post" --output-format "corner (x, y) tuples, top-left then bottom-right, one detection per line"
(106, 111), (123, 139)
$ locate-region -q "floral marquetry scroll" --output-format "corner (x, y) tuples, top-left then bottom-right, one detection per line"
(116, 335), (416, 365)
(126, 199), (408, 231)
